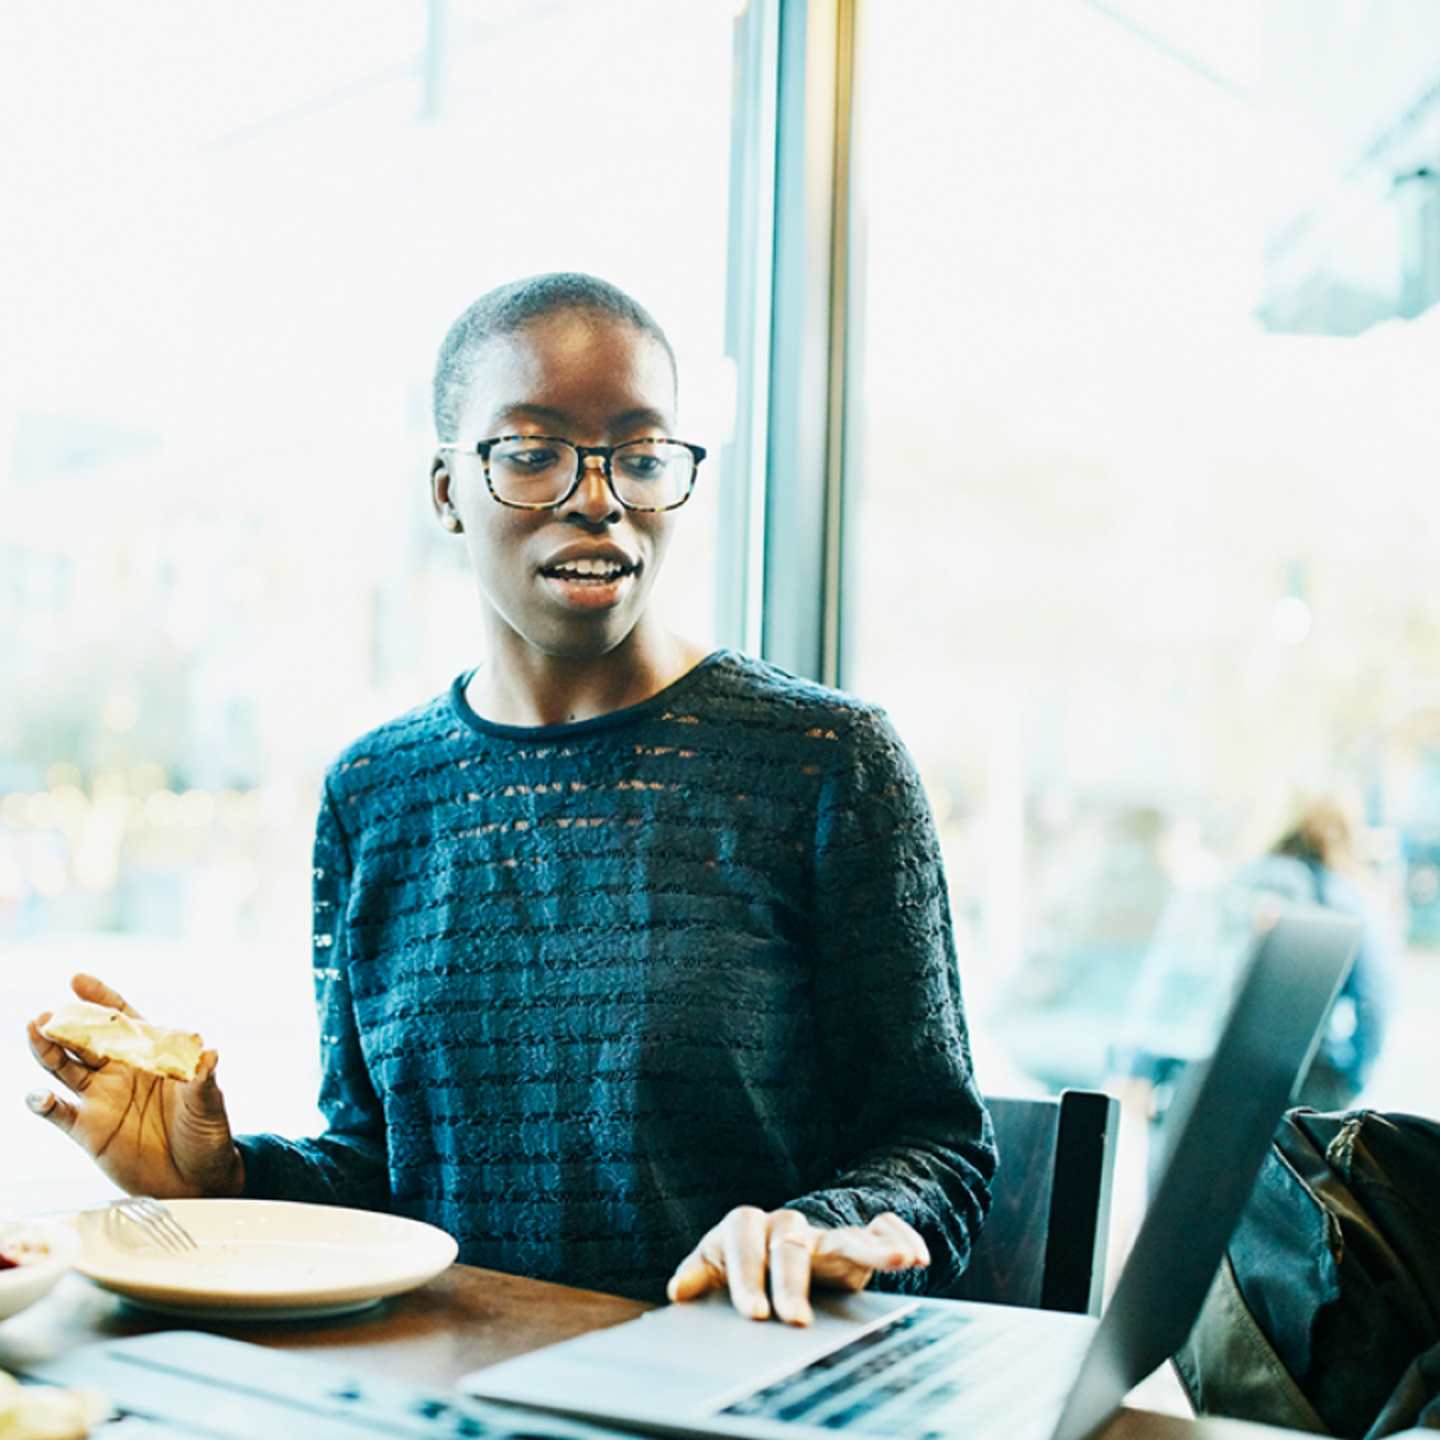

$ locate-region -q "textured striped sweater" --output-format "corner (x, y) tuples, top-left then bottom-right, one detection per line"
(236, 650), (995, 1301)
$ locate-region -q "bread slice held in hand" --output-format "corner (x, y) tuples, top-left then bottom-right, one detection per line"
(39, 1000), (205, 1082)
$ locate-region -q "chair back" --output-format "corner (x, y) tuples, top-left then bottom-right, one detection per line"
(947, 1089), (1119, 1316)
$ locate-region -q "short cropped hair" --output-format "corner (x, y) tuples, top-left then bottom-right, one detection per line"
(432, 272), (678, 442)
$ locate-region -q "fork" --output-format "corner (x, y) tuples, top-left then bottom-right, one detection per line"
(104, 1197), (199, 1255)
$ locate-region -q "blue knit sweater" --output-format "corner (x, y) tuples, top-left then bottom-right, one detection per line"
(237, 651), (995, 1301)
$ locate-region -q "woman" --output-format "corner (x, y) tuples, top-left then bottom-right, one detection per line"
(1242, 799), (1394, 1110)
(27, 274), (995, 1323)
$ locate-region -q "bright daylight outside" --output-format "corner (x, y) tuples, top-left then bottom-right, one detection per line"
(3, 1), (1440, 1435)
(2, 0), (737, 1212)
(850, 1), (1440, 1147)
(7, 0), (1440, 1206)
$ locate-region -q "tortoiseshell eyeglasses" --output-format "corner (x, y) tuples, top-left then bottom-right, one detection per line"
(437, 435), (706, 512)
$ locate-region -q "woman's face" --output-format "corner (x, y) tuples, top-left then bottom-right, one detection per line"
(432, 311), (682, 660)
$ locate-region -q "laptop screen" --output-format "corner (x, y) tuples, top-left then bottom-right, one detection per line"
(1050, 909), (1358, 1440)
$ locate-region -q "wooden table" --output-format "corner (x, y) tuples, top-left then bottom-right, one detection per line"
(0, 1265), (1293, 1440)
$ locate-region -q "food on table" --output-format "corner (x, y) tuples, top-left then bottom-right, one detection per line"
(38, 1001), (204, 1083)
(0, 1369), (107, 1440)
(0, 1222), (52, 1272)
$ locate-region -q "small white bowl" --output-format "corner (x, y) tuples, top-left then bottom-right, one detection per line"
(0, 1221), (78, 1324)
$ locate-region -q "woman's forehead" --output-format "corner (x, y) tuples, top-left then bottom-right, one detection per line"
(458, 312), (677, 434)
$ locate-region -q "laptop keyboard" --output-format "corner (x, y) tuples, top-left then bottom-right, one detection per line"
(721, 1306), (1065, 1438)
(26, 1331), (625, 1440)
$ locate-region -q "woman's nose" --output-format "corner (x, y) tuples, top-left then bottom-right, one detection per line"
(564, 456), (621, 524)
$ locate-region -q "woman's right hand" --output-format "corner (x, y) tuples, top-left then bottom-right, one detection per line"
(25, 973), (245, 1200)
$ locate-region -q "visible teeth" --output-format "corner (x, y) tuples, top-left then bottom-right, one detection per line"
(550, 558), (624, 577)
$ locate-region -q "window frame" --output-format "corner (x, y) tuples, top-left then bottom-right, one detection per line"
(724, 0), (860, 686)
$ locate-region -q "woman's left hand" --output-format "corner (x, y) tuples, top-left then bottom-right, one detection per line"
(666, 1206), (930, 1326)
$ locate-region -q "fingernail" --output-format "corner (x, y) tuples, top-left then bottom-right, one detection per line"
(749, 1296), (770, 1321)
(25, 1091), (51, 1114)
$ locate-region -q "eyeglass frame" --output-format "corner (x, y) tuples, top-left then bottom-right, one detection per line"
(436, 434), (707, 512)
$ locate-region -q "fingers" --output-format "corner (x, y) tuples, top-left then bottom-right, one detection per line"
(811, 1211), (931, 1288)
(25, 1088), (79, 1135)
(722, 1206), (771, 1321)
(668, 1209), (816, 1325)
(71, 973), (143, 1019)
(26, 1017), (105, 1095)
(767, 1211), (816, 1326)
(809, 1227), (892, 1289)
(868, 1211), (931, 1270)
(185, 1051), (228, 1116)
(668, 1208), (930, 1324)
(667, 1232), (725, 1304)
(666, 1206), (773, 1319)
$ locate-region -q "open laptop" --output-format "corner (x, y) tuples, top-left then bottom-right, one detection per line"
(462, 909), (1359, 1440)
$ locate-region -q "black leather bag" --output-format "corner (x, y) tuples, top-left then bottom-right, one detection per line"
(1175, 1108), (1440, 1437)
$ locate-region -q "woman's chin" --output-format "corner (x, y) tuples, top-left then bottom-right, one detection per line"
(521, 607), (647, 662)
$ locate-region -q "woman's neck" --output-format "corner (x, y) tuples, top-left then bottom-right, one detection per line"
(465, 618), (712, 729)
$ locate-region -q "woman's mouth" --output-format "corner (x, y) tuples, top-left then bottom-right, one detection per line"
(537, 557), (639, 610)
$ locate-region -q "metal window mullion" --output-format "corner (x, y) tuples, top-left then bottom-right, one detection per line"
(823, 0), (858, 689)
(716, 0), (782, 655)
(833, 0), (868, 694)
(759, 0), (857, 686)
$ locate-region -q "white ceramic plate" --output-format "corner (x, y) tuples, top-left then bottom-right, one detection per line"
(75, 1199), (458, 1321)
(0, 1221), (78, 1324)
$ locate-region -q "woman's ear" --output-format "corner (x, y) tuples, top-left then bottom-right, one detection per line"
(431, 455), (464, 533)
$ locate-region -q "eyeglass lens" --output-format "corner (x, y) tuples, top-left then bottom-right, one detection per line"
(488, 438), (694, 508)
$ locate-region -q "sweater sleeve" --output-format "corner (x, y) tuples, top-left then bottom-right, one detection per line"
(784, 709), (996, 1295)
(233, 780), (391, 1211)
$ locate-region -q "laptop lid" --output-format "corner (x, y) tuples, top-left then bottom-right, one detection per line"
(1050, 908), (1358, 1440)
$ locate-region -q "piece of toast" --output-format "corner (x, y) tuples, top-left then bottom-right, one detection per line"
(39, 1000), (204, 1082)
(0, 1367), (108, 1438)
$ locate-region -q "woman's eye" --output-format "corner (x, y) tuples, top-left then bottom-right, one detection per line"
(617, 454), (662, 479)
(509, 448), (560, 469)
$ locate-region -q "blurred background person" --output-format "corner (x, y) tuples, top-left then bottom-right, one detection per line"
(1239, 798), (1396, 1110)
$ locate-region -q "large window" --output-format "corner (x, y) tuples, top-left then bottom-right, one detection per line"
(847, 1), (1440, 1111)
(7, 0), (1440, 1228)
(1, 0), (743, 1208)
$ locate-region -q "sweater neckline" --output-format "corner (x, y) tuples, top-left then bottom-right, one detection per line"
(449, 649), (732, 741)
